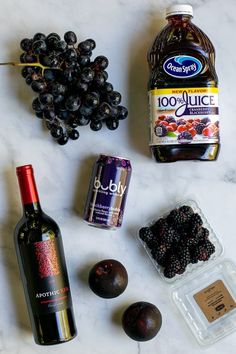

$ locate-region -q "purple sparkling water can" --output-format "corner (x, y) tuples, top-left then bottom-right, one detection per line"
(83, 154), (132, 229)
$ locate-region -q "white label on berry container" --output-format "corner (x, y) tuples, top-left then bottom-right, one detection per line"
(148, 87), (219, 145)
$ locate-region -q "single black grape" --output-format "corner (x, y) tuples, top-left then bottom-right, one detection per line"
(64, 31), (77, 45)
(50, 125), (63, 139)
(68, 129), (80, 140)
(77, 54), (90, 66)
(93, 55), (109, 70)
(57, 110), (69, 121)
(46, 36), (60, 49)
(33, 33), (46, 41)
(61, 67), (76, 83)
(76, 80), (88, 93)
(90, 120), (102, 131)
(23, 53), (37, 63)
(67, 115), (79, 127)
(117, 105), (128, 120)
(81, 67), (95, 83)
(96, 102), (112, 119)
(78, 40), (92, 53)
(84, 92), (99, 108)
(44, 109), (56, 120)
(101, 82), (113, 94)
(47, 32), (61, 41)
(93, 72), (106, 87)
(57, 133), (69, 145)
(21, 66), (35, 78)
(53, 94), (64, 103)
(55, 40), (68, 52)
(20, 38), (32, 52)
(65, 96), (81, 111)
(77, 114), (90, 126)
(44, 69), (56, 82)
(32, 40), (47, 54)
(111, 106), (118, 118)
(40, 54), (59, 67)
(31, 80), (47, 93)
(106, 118), (119, 130)
(64, 48), (77, 62)
(32, 97), (44, 112)
(39, 93), (54, 105)
(79, 105), (93, 116)
(106, 91), (122, 106)
(51, 82), (66, 96)
(86, 38), (96, 50)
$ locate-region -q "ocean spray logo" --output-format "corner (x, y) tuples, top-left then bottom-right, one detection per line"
(94, 177), (126, 196)
(163, 55), (202, 78)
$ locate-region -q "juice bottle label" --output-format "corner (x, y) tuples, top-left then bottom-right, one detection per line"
(149, 87), (219, 146)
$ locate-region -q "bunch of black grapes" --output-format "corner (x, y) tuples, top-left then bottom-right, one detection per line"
(20, 31), (128, 145)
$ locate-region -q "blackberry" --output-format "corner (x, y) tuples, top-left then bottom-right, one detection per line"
(177, 246), (191, 268)
(152, 219), (176, 246)
(151, 244), (168, 266)
(198, 227), (210, 242)
(191, 245), (210, 262)
(184, 236), (199, 248)
(167, 209), (188, 227)
(179, 205), (194, 221)
(178, 131), (192, 142)
(201, 240), (215, 256)
(154, 125), (167, 137)
(164, 255), (184, 278)
(190, 213), (203, 228)
(150, 218), (166, 234)
(139, 227), (154, 245)
(195, 123), (205, 134)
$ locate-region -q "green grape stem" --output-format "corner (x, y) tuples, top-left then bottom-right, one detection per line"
(0, 61), (61, 74)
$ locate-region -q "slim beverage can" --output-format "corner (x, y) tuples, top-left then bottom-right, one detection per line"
(83, 154), (132, 229)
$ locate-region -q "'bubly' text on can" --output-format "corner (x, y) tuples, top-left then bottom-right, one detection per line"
(83, 155), (132, 229)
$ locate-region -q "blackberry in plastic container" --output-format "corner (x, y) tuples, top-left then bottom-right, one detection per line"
(139, 227), (154, 245)
(190, 213), (203, 228)
(139, 203), (217, 280)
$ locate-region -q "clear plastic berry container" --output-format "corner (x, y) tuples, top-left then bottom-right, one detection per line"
(138, 200), (236, 346)
(138, 199), (224, 284)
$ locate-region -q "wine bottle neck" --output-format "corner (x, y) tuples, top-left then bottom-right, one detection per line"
(23, 201), (42, 217)
(16, 165), (42, 216)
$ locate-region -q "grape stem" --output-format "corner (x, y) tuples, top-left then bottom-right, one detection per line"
(0, 62), (61, 74)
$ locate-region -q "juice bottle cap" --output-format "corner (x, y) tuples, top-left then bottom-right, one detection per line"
(166, 4), (193, 18)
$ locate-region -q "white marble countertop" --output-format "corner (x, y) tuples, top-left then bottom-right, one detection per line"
(1, 0), (236, 353)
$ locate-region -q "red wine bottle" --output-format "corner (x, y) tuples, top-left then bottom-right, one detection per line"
(14, 164), (77, 345)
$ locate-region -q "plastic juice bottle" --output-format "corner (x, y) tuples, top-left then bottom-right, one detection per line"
(148, 4), (220, 162)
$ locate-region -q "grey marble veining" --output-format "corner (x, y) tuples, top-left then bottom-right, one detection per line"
(0, 0), (236, 353)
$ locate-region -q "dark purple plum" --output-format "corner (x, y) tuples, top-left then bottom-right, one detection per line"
(122, 302), (162, 341)
(88, 259), (128, 298)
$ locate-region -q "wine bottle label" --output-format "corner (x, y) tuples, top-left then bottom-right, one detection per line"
(20, 238), (72, 315)
(148, 87), (219, 145)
